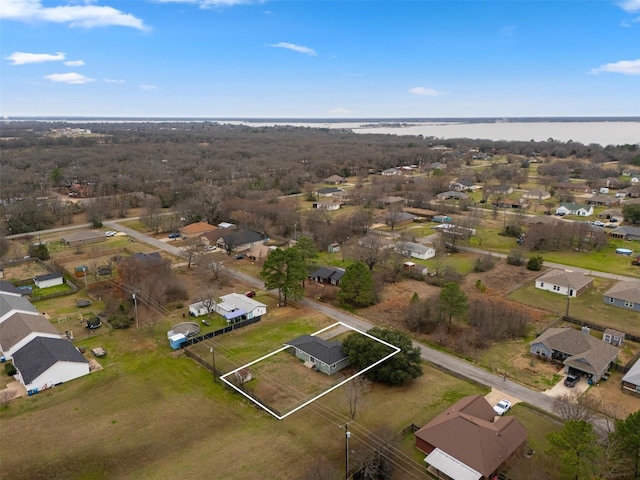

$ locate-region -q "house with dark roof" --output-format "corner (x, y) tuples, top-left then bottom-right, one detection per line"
(12, 336), (90, 392)
(33, 272), (64, 289)
(316, 186), (344, 197)
(621, 359), (640, 397)
(529, 327), (619, 382)
(0, 292), (38, 324)
(587, 195), (620, 207)
(0, 281), (21, 297)
(603, 281), (640, 312)
(216, 230), (268, 253)
(535, 269), (593, 297)
(0, 311), (61, 360)
(309, 267), (346, 286)
(284, 335), (350, 375)
(415, 394), (527, 480)
(608, 226), (640, 241)
(60, 230), (107, 247)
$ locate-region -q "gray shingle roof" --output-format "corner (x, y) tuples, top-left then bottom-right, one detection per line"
(604, 281), (640, 303)
(536, 269), (593, 290)
(12, 337), (88, 385)
(622, 359), (640, 386)
(0, 292), (38, 319)
(285, 335), (348, 366)
(0, 281), (21, 296)
(0, 311), (59, 351)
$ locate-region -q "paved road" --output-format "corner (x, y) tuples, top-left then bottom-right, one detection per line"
(101, 219), (614, 429)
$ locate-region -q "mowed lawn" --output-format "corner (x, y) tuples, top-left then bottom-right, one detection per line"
(508, 277), (640, 336)
(1, 316), (494, 480)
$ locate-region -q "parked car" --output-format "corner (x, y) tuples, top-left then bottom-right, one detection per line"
(593, 221), (605, 227)
(493, 399), (512, 416)
(564, 374), (579, 388)
(605, 223), (617, 228)
(168, 232), (181, 239)
(234, 253), (246, 260)
(85, 318), (102, 330)
(105, 230), (117, 237)
(203, 245), (217, 251)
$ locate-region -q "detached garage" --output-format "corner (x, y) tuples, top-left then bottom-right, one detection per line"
(12, 336), (90, 393)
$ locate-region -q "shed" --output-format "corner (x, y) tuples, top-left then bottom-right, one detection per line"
(328, 243), (341, 253)
(33, 273), (64, 289)
(169, 333), (187, 350)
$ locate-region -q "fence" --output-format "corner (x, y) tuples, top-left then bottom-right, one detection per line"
(180, 316), (262, 347)
(562, 315), (640, 343)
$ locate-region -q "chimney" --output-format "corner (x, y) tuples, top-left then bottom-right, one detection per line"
(581, 326), (590, 335)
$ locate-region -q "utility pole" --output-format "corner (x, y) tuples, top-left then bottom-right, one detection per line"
(210, 346), (217, 383)
(133, 293), (138, 329)
(344, 423), (352, 479)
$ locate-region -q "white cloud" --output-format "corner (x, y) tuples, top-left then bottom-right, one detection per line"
(589, 59), (640, 76)
(154, 0), (262, 7)
(44, 72), (94, 84)
(64, 59), (85, 66)
(329, 107), (351, 115)
(408, 86), (441, 96)
(269, 42), (317, 56)
(140, 84), (158, 90)
(618, 0), (640, 12)
(104, 78), (125, 83)
(5, 51), (65, 65)
(0, 0), (148, 30)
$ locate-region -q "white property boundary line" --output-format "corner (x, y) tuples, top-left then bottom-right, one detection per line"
(219, 321), (401, 420)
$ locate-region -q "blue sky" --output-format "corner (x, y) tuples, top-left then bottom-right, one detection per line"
(1, 0), (639, 118)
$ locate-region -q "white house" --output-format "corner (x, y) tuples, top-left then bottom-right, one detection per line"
(33, 273), (64, 289)
(188, 301), (215, 318)
(535, 269), (594, 297)
(395, 241), (436, 260)
(0, 292), (38, 324)
(0, 311), (61, 360)
(555, 202), (594, 217)
(215, 293), (267, 322)
(12, 336), (90, 393)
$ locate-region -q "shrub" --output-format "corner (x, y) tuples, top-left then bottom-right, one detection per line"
(527, 255), (544, 271)
(5, 363), (17, 376)
(506, 247), (525, 266)
(109, 315), (134, 329)
(473, 254), (496, 272)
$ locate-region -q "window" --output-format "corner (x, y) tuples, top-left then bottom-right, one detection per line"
(553, 285), (561, 291)
(624, 300), (634, 308)
(539, 282), (544, 288)
(608, 297), (615, 303)
(604, 334), (611, 342)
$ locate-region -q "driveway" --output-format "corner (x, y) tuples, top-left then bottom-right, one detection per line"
(544, 372), (590, 398)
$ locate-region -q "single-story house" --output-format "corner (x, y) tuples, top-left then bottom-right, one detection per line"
(553, 182), (590, 194)
(284, 334), (350, 375)
(415, 394), (527, 480)
(587, 195), (620, 207)
(324, 175), (346, 184)
(529, 327), (619, 382)
(608, 226), (640, 241)
(449, 179), (477, 192)
(0, 292), (38, 324)
(246, 243), (273, 262)
(603, 281), (640, 312)
(621, 359), (640, 397)
(598, 209), (623, 221)
(522, 189), (551, 201)
(309, 267), (346, 286)
(535, 269), (593, 297)
(217, 230), (268, 253)
(378, 196), (405, 207)
(436, 191), (469, 201)
(492, 198), (530, 209)
(316, 187), (344, 197)
(485, 185), (514, 195)
(181, 221), (218, 239)
(12, 336), (90, 392)
(33, 273), (64, 289)
(381, 167), (401, 176)
(188, 301), (216, 318)
(555, 202), (594, 217)
(312, 200), (342, 211)
(602, 328), (625, 347)
(386, 212), (417, 227)
(394, 241), (436, 260)
(0, 311), (61, 360)
(214, 293), (267, 322)
(60, 230), (107, 247)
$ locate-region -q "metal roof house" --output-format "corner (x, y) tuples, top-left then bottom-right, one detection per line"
(214, 293), (267, 322)
(12, 336), (89, 393)
(285, 335), (350, 375)
(415, 394), (527, 480)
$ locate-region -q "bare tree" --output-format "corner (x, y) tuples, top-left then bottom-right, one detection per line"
(353, 235), (390, 271)
(552, 392), (600, 422)
(344, 375), (371, 421)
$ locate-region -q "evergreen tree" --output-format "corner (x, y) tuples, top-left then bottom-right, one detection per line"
(260, 248), (306, 306)
(337, 262), (375, 308)
(439, 282), (468, 328)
